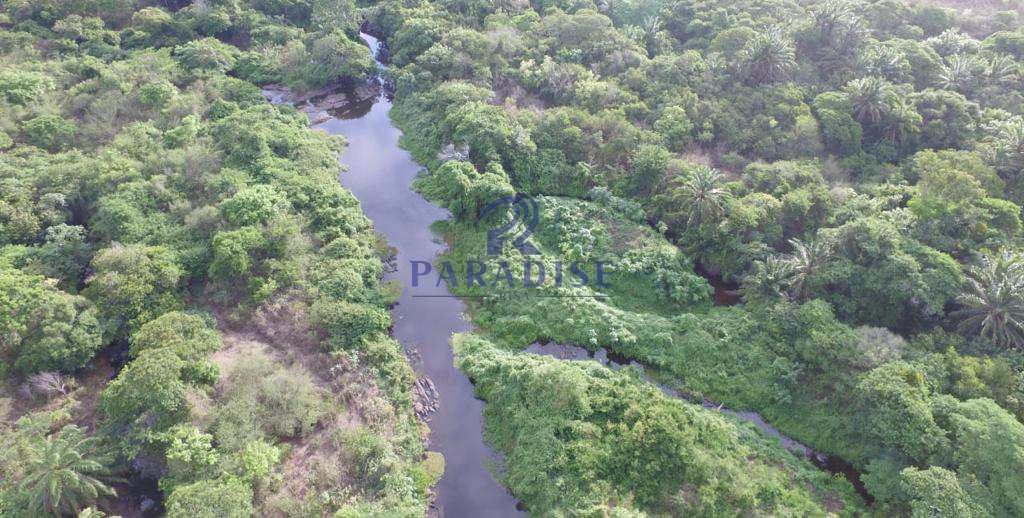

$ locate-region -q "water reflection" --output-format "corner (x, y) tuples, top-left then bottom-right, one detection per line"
(311, 32), (525, 517)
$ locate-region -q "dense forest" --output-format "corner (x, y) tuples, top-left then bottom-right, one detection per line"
(3, 0), (1024, 516)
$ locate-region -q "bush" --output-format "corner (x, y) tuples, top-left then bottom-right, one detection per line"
(100, 347), (188, 435)
(452, 334), (863, 515)
(214, 352), (325, 447)
(159, 425), (221, 493)
(84, 244), (182, 337)
(0, 268), (104, 375)
(310, 298), (391, 349)
(129, 311), (221, 360)
(165, 477), (254, 518)
(22, 115), (76, 152)
(173, 37), (239, 74)
(219, 185), (290, 227)
(0, 69), (53, 105)
(302, 30), (375, 87)
(137, 81), (176, 109)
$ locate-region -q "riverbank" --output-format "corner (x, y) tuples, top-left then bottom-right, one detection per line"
(296, 33), (524, 516)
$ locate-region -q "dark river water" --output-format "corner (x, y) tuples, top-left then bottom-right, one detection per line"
(287, 32), (867, 515)
(314, 33), (523, 518)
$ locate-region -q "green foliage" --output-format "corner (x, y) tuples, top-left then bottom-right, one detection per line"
(234, 440), (281, 492)
(100, 347), (189, 438)
(906, 150), (1016, 255)
(165, 477), (254, 518)
(652, 105), (694, 151)
(84, 244), (182, 337)
(738, 26), (796, 86)
(213, 352), (325, 450)
(22, 115), (76, 152)
(129, 311), (221, 383)
(655, 164), (729, 230)
(955, 251), (1024, 348)
(137, 81), (176, 109)
(410, 451), (444, 496)
(854, 362), (947, 461)
(900, 466), (985, 517)
(219, 185), (291, 227)
(0, 70), (53, 105)
(303, 30), (375, 87)
(310, 297), (391, 350)
(159, 425), (220, 494)
(813, 91), (863, 156)
(934, 397), (1024, 515)
(129, 311), (220, 360)
(370, 0), (1024, 513)
(173, 37), (238, 74)
(816, 216), (964, 329)
(453, 334), (864, 515)
(0, 268), (104, 375)
(414, 160), (515, 219)
(0, 6), (427, 515)
(17, 425), (117, 516)
(3, 0), (1024, 514)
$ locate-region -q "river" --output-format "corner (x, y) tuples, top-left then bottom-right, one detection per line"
(276, 31), (866, 515)
(312, 33), (524, 517)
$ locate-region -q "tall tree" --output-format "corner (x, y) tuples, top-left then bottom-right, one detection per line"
(955, 251), (1024, 348)
(741, 255), (796, 302)
(844, 77), (897, 125)
(19, 426), (118, 516)
(739, 26), (796, 86)
(665, 165), (730, 229)
(786, 237), (833, 300)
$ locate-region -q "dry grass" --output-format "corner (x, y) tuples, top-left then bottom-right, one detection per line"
(209, 291), (424, 514)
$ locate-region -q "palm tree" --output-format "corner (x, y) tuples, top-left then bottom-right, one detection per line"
(880, 97), (921, 144)
(985, 54), (1017, 87)
(739, 26), (796, 85)
(983, 116), (1024, 174)
(936, 54), (982, 94)
(862, 44), (906, 82)
(805, 0), (868, 76)
(844, 77), (897, 125)
(673, 165), (730, 229)
(786, 237), (833, 300)
(20, 426), (119, 516)
(741, 255), (796, 302)
(954, 251), (1024, 348)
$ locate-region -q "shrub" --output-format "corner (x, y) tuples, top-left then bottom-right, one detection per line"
(310, 298), (391, 349)
(214, 352), (325, 447)
(100, 347), (189, 449)
(0, 70), (53, 105)
(137, 81), (176, 109)
(84, 244), (182, 336)
(129, 311), (221, 361)
(219, 185), (290, 227)
(165, 477), (254, 518)
(1, 268), (104, 375)
(173, 37), (239, 74)
(22, 115), (76, 152)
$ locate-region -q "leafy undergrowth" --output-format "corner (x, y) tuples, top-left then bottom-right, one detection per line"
(453, 334), (865, 516)
(426, 190), (712, 356)
(0, 5), (432, 513)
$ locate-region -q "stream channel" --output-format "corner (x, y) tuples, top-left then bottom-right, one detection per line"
(267, 32), (867, 515)
(283, 32), (524, 517)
